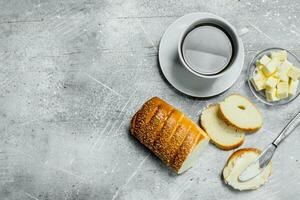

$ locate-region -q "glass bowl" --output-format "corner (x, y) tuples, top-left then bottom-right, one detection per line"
(247, 47), (300, 106)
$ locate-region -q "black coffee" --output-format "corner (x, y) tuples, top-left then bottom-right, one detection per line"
(181, 24), (234, 75)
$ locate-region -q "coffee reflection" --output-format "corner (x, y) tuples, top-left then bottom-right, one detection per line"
(181, 24), (234, 75)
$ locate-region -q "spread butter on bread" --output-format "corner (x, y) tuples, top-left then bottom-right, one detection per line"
(223, 148), (272, 191)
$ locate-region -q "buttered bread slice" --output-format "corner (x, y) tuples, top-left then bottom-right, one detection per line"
(131, 97), (209, 174)
(200, 104), (244, 150)
(223, 148), (272, 191)
(219, 94), (263, 132)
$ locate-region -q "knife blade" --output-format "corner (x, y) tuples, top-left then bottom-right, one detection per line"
(239, 110), (300, 182)
(239, 144), (276, 182)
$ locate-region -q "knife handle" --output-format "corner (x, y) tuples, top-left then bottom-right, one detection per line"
(273, 110), (300, 147)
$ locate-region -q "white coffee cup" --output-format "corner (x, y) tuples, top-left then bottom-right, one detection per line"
(178, 14), (241, 79)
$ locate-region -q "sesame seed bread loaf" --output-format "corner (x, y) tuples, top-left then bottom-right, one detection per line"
(131, 97), (209, 174)
(223, 148), (272, 191)
(200, 104), (245, 150)
(219, 94), (263, 132)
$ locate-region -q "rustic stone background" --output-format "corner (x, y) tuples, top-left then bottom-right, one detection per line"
(1, 0), (300, 199)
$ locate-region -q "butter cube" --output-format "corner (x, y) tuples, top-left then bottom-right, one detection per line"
(251, 70), (267, 91)
(287, 66), (300, 80)
(271, 50), (287, 61)
(273, 71), (280, 78)
(254, 69), (267, 80)
(259, 55), (271, 66)
(251, 77), (265, 91)
(289, 79), (299, 96)
(281, 60), (293, 69)
(277, 81), (289, 99)
(278, 64), (290, 74)
(265, 87), (279, 102)
(262, 59), (280, 76)
(256, 64), (264, 70)
(265, 76), (279, 88)
(278, 72), (289, 82)
(273, 66), (289, 82)
(277, 82), (289, 99)
(278, 63), (290, 82)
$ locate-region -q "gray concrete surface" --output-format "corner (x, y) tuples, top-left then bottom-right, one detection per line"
(1, 0), (300, 199)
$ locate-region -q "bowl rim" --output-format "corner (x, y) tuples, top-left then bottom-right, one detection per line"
(247, 47), (300, 106)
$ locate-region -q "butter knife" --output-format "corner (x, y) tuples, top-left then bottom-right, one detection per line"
(239, 109), (300, 182)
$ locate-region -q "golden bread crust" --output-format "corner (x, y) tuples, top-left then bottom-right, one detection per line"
(130, 96), (208, 173)
(225, 148), (261, 165)
(172, 124), (204, 172)
(219, 94), (263, 133)
(200, 104), (244, 150)
(159, 117), (191, 164)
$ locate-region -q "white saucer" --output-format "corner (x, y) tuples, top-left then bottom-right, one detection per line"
(158, 13), (244, 97)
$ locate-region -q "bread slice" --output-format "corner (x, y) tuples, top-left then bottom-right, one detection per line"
(172, 124), (208, 174)
(200, 104), (245, 150)
(219, 94), (263, 132)
(131, 97), (209, 174)
(223, 148), (272, 191)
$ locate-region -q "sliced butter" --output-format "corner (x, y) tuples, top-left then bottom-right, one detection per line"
(270, 50), (287, 61)
(251, 51), (300, 102)
(287, 66), (300, 80)
(278, 73), (289, 82)
(281, 60), (293, 69)
(273, 71), (280, 79)
(278, 64), (290, 82)
(276, 81), (289, 99)
(255, 69), (267, 80)
(265, 76), (278, 88)
(262, 59), (279, 76)
(289, 79), (299, 96)
(251, 70), (267, 91)
(256, 64), (264, 71)
(259, 55), (271, 66)
(251, 77), (265, 91)
(265, 87), (278, 102)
